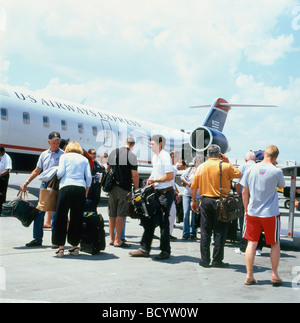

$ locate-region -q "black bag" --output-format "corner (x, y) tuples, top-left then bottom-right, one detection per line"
(80, 212), (106, 255)
(132, 185), (162, 219)
(2, 191), (38, 227)
(216, 161), (244, 223)
(102, 168), (115, 193)
(175, 199), (184, 223)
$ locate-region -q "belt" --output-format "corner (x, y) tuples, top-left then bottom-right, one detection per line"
(156, 187), (173, 194)
(202, 196), (219, 199)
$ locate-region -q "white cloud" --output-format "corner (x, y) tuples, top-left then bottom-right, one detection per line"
(2, 0), (296, 84)
(1, 0), (299, 161)
(0, 6), (7, 31)
(226, 75), (300, 161)
(245, 34), (295, 65)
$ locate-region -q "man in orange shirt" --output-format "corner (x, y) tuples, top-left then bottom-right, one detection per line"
(191, 144), (241, 268)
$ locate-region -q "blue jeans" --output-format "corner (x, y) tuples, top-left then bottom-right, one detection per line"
(33, 182), (55, 244)
(182, 195), (196, 238)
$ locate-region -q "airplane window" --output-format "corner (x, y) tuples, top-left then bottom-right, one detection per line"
(43, 116), (50, 128)
(78, 123), (84, 134)
(23, 112), (30, 124)
(92, 126), (98, 136)
(61, 120), (67, 131)
(1, 107), (8, 120)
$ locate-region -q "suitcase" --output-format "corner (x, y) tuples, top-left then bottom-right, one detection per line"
(80, 212), (106, 255)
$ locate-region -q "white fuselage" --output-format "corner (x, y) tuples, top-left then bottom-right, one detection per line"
(0, 84), (189, 173)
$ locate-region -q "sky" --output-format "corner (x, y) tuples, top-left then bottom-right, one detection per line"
(0, 0), (300, 162)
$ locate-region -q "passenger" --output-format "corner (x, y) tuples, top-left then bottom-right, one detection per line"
(20, 132), (64, 247)
(130, 134), (174, 260)
(181, 156), (201, 240)
(169, 150), (181, 240)
(191, 144), (241, 268)
(98, 153), (108, 204)
(0, 146), (12, 215)
(241, 145), (285, 286)
(86, 148), (103, 212)
(107, 138), (139, 248)
(52, 141), (92, 257)
(43, 138), (70, 228)
(59, 138), (70, 151)
(234, 151), (264, 255)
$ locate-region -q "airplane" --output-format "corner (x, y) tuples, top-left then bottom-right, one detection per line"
(0, 84), (276, 180)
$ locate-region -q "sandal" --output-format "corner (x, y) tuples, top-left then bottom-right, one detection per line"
(244, 279), (257, 286)
(56, 248), (64, 257)
(271, 278), (282, 286)
(68, 247), (79, 256)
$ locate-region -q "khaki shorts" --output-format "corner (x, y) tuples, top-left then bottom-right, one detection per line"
(108, 185), (130, 218)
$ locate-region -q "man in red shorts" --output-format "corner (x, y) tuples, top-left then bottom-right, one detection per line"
(241, 145), (285, 286)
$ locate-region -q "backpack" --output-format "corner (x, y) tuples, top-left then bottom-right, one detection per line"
(132, 185), (162, 219)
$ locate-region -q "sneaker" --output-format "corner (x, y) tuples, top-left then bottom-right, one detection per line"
(129, 249), (150, 257)
(255, 250), (262, 256)
(234, 248), (245, 255)
(155, 251), (170, 260)
(25, 240), (42, 247)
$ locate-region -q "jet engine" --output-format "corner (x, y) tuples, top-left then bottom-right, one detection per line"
(189, 126), (229, 154)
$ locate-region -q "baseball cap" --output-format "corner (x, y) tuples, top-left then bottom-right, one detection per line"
(48, 131), (61, 141)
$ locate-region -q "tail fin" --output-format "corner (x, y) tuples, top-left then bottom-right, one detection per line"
(202, 98), (230, 132)
(190, 98), (277, 133)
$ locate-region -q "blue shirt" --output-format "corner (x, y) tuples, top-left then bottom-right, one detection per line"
(36, 148), (64, 171)
(240, 162), (285, 218)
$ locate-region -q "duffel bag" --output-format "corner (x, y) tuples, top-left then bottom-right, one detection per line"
(2, 191), (38, 227)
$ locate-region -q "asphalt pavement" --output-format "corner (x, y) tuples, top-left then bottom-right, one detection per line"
(0, 174), (299, 303)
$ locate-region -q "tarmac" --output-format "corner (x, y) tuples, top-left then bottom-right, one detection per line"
(0, 174), (300, 304)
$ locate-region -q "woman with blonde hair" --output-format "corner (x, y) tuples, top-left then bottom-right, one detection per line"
(52, 141), (92, 257)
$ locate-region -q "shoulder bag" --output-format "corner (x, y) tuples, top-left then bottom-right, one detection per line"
(36, 174), (60, 212)
(216, 161), (244, 222)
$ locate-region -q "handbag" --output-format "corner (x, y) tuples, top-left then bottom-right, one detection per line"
(216, 161), (244, 222)
(102, 168), (115, 193)
(36, 174), (60, 212)
(2, 191), (38, 227)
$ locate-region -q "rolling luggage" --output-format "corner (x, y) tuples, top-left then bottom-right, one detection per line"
(80, 212), (106, 255)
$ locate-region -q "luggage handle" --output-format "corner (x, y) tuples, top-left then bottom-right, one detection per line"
(17, 190), (29, 201)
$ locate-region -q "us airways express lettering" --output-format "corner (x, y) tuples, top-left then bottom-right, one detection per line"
(14, 91), (141, 127)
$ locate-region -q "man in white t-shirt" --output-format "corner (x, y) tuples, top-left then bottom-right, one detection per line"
(240, 145), (285, 286)
(130, 134), (174, 260)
